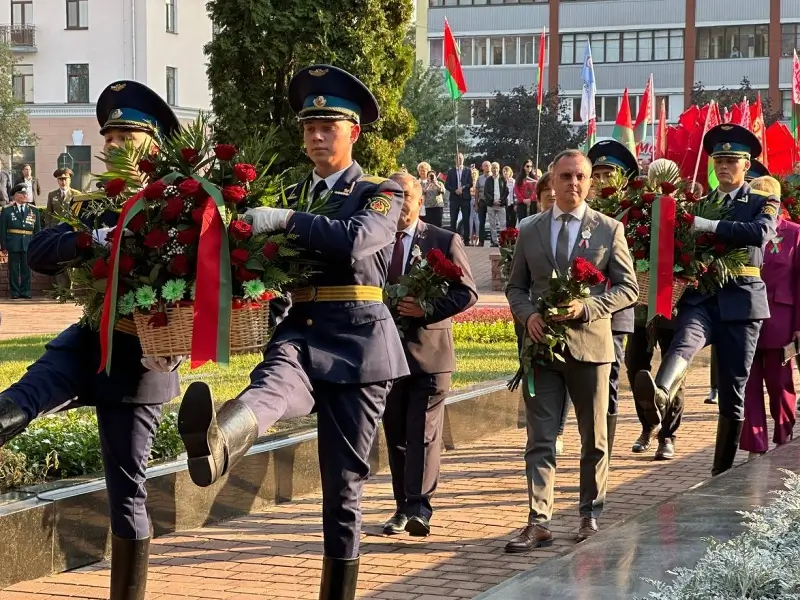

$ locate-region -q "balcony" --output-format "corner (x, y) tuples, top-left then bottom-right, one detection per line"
(0, 25), (37, 52)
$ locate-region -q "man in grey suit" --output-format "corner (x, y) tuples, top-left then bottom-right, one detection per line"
(504, 149), (638, 551)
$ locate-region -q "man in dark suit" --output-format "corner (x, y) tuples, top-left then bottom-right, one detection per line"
(381, 172), (477, 537)
(444, 152), (473, 244)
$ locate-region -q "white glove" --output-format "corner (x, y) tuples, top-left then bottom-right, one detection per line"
(141, 355), (184, 373)
(245, 207), (294, 234)
(693, 216), (719, 233)
(92, 227), (114, 246)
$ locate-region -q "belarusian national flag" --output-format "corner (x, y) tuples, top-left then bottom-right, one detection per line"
(633, 75), (653, 145)
(750, 92), (768, 169)
(443, 19), (467, 100)
(654, 98), (667, 160)
(613, 88), (636, 156)
(703, 102), (721, 190)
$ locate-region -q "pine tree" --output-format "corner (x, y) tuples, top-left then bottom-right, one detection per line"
(205, 0), (415, 176)
(0, 42), (34, 154)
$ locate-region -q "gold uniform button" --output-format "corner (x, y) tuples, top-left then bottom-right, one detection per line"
(306, 319), (313, 326)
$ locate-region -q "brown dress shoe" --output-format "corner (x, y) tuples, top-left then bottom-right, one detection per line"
(504, 524), (552, 553)
(576, 516), (598, 542)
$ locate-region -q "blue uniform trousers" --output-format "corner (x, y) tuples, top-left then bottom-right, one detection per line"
(4, 326), (170, 539)
(237, 340), (390, 559)
(667, 300), (762, 421)
(608, 333), (626, 416)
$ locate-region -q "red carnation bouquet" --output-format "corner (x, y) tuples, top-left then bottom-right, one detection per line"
(780, 177), (800, 224)
(385, 247), (463, 334)
(497, 227), (518, 286)
(509, 257), (605, 393)
(54, 115), (315, 370)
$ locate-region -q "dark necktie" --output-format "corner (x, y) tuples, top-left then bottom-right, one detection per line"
(312, 179), (328, 202)
(556, 213), (573, 273)
(722, 193), (732, 207)
(388, 231), (406, 284)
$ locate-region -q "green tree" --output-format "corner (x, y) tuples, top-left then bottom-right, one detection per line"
(205, 0), (415, 176)
(691, 77), (783, 126)
(0, 43), (34, 154)
(470, 86), (585, 170)
(398, 61), (457, 172)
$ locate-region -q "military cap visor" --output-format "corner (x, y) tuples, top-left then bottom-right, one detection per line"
(587, 139), (639, 179)
(745, 158), (770, 182)
(96, 80), (180, 138)
(704, 124), (762, 159)
(10, 183), (27, 196)
(288, 65), (380, 125)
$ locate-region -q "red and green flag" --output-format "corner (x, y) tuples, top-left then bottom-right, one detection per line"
(633, 75), (653, 146)
(647, 195), (678, 322)
(750, 93), (768, 170)
(443, 18), (467, 101)
(702, 102), (721, 190)
(654, 98), (667, 160)
(613, 88), (636, 156)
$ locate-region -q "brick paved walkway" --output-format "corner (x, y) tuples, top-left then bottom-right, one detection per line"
(2, 359), (750, 600)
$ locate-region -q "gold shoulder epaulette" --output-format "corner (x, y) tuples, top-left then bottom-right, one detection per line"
(359, 175), (388, 185)
(749, 189), (770, 197)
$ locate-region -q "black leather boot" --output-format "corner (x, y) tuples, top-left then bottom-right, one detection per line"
(634, 355), (688, 423)
(0, 394), (29, 448)
(319, 556), (359, 600)
(711, 416), (744, 476)
(109, 535), (150, 600)
(606, 413), (618, 460)
(178, 382), (259, 487)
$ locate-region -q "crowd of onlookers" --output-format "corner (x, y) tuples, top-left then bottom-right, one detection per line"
(407, 154), (543, 248)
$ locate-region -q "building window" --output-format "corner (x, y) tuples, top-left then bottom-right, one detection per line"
(11, 146), (35, 184)
(11, 0), (33, 25)
(66, 0), (88, 29)
(12, 64), (33, 103)
(166, 0), (176, 33)
(781, 24), (800, 58)
(696, 25), (769, 59)
(429, 39), (443, 66)
(67, 64), (89, 103)
(560, 30), (682, 64)
(166, 67), (177, 106)
(66, 145), (92, 191)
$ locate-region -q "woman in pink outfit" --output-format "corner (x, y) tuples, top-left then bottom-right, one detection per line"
(740, 176), (800, 456)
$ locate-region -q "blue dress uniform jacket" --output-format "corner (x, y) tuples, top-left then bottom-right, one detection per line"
(679, 183), (778, 321)
(280, 162), (409, 384)
(20, 199), (179, 407)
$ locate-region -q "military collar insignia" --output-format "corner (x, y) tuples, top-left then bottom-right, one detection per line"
(333, 186), (351, 196)
(309, 68), (329, 77)
(110, 83), (126, 92)
(110, 109), (123, 119)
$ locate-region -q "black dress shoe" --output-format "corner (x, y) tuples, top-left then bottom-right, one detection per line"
(405, 515), (431, 537)
(654, 438), (675, 460)
(382, 512), (408, 535)
(0, 394), (28, 447)
(504, 524), (552, 553)
(576, 516), (598, 542)
(631, 429), (656, 453)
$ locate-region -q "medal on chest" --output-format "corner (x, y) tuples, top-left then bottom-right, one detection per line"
(768, 236), (783, 254)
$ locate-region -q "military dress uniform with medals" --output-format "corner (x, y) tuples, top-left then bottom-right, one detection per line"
(177, 65), (408, 600)
(0, 81), (182, 600)
(587, 139), (639, 456)
(634, 124), (779, 476)
(0, 185), (41, 298)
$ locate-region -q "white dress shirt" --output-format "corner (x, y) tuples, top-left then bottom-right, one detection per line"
(493, 177), (500, 202)
(398, 220), (419, 275)
(311, 164), (352, 192)
(550, 201), (587, 259)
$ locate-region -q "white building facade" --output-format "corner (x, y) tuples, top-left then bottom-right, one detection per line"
(2, 0), (212, 193)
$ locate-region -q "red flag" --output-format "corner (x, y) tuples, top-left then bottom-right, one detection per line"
(443, 19), (467, 100)
(739, 97), (751, 131)
(765, 122), (795, 176)
(678, 105), (700, 131)
(654, 98), (667, 160)
(793, 49), (800, 105)
(536, 27), (546, 110)
(750, 93), (768, 169)
(691, 102), (720, 185)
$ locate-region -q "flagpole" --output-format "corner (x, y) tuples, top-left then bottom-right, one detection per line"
(649, 74), (655, 163)
(453, 99), (460, 167)
(535, 106), (542, 172)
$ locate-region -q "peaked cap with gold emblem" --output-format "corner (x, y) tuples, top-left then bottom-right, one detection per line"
(288, 64), (379, 124)
(587, 139), (639, 180)
(704, 123), (762, 159)
(96, 80), (180, 138)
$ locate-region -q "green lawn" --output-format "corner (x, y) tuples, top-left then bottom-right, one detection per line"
(0, 336), (517, 401)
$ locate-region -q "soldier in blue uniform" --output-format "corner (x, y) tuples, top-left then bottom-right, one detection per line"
(587, 139), (639, 457)
(177, 65), (408, 600)
(635, 124), (779, 475)
(0, 183), (41, 298)
(0, 81), (182, 600)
